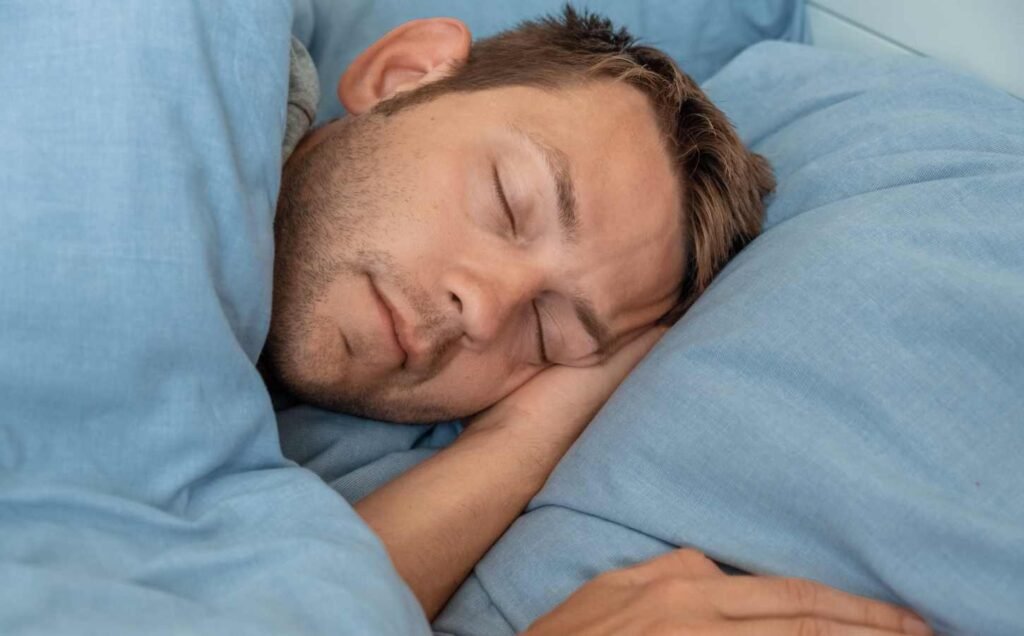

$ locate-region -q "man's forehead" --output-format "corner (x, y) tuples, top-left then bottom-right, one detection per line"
(523, 81), (680, 211)
(522, 80), (665, 136)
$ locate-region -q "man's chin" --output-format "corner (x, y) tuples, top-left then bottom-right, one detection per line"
(267, 370), (462, 425)
(307, 390), (465, 425)
(260, 344), (479, 423)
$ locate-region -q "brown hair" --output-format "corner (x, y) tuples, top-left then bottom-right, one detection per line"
(378, 5), (776, 324)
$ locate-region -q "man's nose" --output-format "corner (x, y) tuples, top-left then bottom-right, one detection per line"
(442, 262), (541, 348)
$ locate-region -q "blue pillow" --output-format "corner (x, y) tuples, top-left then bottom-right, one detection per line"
(293, 0), (806, 122)
(435, 43), (1024, 636)
(0, 2), (425, 633)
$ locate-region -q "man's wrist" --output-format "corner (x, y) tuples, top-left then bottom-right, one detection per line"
(460, 409), (582, 495)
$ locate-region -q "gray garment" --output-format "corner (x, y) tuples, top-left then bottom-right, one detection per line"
(282, 37), (321, 162)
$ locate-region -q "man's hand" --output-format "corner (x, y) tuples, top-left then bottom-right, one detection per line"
(468, 326), (668, 474)
(524, 549), (932, 636)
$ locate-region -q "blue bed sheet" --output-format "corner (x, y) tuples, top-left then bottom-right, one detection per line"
(0, 2), (427, 634)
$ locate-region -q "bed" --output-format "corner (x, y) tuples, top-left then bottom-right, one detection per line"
(285, 2), (1024, 635)
(1, 1), (1021, 634)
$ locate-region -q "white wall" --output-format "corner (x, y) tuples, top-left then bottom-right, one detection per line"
(807, 0), (1024, 100)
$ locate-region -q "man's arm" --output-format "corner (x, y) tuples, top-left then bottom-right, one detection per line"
(355, 415), (569, 620)
(354, 327), (930, 635)
(355, 328), (666, 620)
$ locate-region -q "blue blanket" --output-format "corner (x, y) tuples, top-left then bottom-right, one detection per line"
(0, 2), (427, 634)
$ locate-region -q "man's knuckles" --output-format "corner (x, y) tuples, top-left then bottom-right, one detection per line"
(670, 548), (721, 575)
(794, 616), (847, 636)
(779, 577), (824, 613)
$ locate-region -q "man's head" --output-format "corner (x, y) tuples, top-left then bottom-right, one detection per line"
(264, 7), (774, 422)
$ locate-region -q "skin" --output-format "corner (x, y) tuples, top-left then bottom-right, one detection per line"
(266, 52), (684, 423)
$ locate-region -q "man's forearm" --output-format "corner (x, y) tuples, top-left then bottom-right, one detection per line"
(354, 415), (578, 621)
(356, 329), (666, 621)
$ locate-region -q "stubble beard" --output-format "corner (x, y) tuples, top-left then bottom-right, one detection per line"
(264, 115), (460, 423)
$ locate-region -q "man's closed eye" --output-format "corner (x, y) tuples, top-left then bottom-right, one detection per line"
(492, 165), (517, 235)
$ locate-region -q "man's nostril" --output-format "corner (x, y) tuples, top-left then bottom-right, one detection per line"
(449, 292), (462, 312)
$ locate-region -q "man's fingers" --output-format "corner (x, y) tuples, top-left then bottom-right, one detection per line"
(703, 617), (911, 636)
(599, 325), (669, 375)
(700, 577), (931, 635)
(621, 548), (726, 584)
(595, 551), (930, 635)
(620, 324), (669, 359)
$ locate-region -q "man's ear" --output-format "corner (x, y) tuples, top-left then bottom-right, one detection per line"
(338, 18), (471, 115)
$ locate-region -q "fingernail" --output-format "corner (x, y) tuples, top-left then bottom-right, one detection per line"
(902, 615), (931, 636)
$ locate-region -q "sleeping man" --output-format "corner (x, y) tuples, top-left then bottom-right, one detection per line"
(260, 7), (931, 635)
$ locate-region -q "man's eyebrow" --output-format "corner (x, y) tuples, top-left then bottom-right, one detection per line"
(512, 126), (579, 243)
(572, 292), (612, 356)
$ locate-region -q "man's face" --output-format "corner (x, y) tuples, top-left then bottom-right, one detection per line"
(267, 80), (685, 422)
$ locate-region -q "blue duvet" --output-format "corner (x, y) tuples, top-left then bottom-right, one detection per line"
(0, 2), (427, 634)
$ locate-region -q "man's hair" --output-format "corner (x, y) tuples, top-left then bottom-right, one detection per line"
(378, 5), (776, 324)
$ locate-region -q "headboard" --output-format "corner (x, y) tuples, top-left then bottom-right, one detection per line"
(806, 0), (1024, 100)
